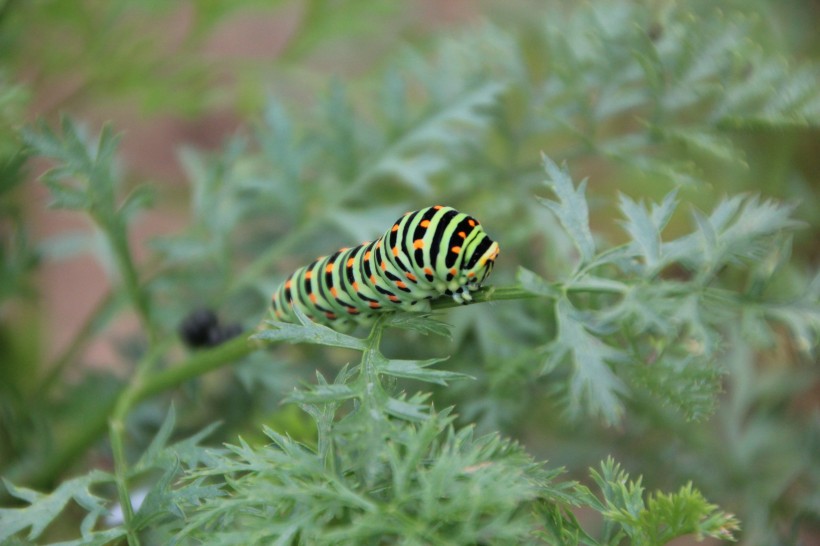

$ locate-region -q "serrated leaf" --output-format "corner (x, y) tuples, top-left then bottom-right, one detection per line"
(649, 190), (679, 232)
(38, 231), (94, 261)
(674, 196), (803, 275)
(0, 472), (113, 542)
(541, 342), (569, 375)
(618, 193), (661, 270)
(119, 184), (155, 219)
(22, 119), (66, 164)
(134, 407), (221, 473)
(619, 155), (702, 187)
(135, 404), (177, 471)
(253, 306), (366, 351)
(41, 180), (88, 210)
(691, 207), (718, 264)
(662, 127), (745, 165)
(383, 312), (452, 338)
(129, 470), (179, 530)
(567, 276), (629, 294)
(517, 267), (560, 297)
(719, 196), (801, 246)
(384, 395), (429, 422)
(286, 384), (357, 404)
(382, 358), (471, 386)
(596, 465), (741, 544)
(548, 299), (628, 424)
(369, 154), (445, 195)
(393, 81), (505, 150)
(93, 123), (119, 166)
(766, 301), (820, 358)
(49, 527), (128, 546)
(537, 154), (596, 266)
(59, 117), (94, 173)
(707, 194), (745, 233)
(1, 479), (39, 504)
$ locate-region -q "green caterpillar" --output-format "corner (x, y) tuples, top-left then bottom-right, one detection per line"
(271, 205), (500, 330)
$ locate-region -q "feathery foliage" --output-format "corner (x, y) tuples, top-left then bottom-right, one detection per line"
(1, 1), (818, 544)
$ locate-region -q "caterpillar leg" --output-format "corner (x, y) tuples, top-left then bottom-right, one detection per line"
(450, 287), (473, 305)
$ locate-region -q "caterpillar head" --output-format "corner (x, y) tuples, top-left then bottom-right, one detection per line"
(462, 232), (499, 290)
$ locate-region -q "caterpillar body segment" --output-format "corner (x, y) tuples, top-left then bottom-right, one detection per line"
(271, 206), (499, 330)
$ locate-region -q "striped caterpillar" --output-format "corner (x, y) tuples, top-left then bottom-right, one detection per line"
(271, 205), (499, 330)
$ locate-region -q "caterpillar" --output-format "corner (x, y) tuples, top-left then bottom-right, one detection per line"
(271, 205), (499, 330)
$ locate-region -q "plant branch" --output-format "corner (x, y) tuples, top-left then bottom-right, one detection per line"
(7, 280), (759, 492)
(95, 217), (156, 345)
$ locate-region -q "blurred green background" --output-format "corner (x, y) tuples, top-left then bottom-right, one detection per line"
(1, 0), (818, 544)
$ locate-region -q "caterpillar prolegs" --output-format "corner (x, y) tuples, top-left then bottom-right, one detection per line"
(271, 205), (499, 330)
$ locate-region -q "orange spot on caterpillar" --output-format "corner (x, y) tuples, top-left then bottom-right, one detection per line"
(468, 219), (476, 227)
(392, 246), (399, 257)
(325, 263), (334, 273)
(347, 257), (355, 268)
(391, 224), (399, 232)
(449, 268), (457, 276)
(380, 261), (387, 271)
(406, 272), (417, 281)
(413, 240), (424, 249)
(433, 205), (442, 210)
(364, 251), (371, 261)
(352, 281), (360, 291)
(325, 312), (336, 320)
(330, 287), (338, 297)
(451, 246), (461, 254)
(369, 302), (381, 309)
(346, 306), (357, 313)
(395, 281), (407, 289)
(467, 271), (475, 278)
(458, 231), (466, 238)
(420, 220), (430, 228)
(375, 241), (381, 249)
(305, 271), (312, 279)
(388, 295), (399, 302)
(424, 267), (433, 276)
(309, 293), (318, 303)
(285, 279), (292, 289)
(370, 275), (377, 284)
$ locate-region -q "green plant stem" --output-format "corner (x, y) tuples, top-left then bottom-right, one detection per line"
(133, 335), (256, 402)
(105, 337), (176, 544)
(430, 284), (541, 310)
(97, 219), (157, 345)
(109, 415), (139, 546)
